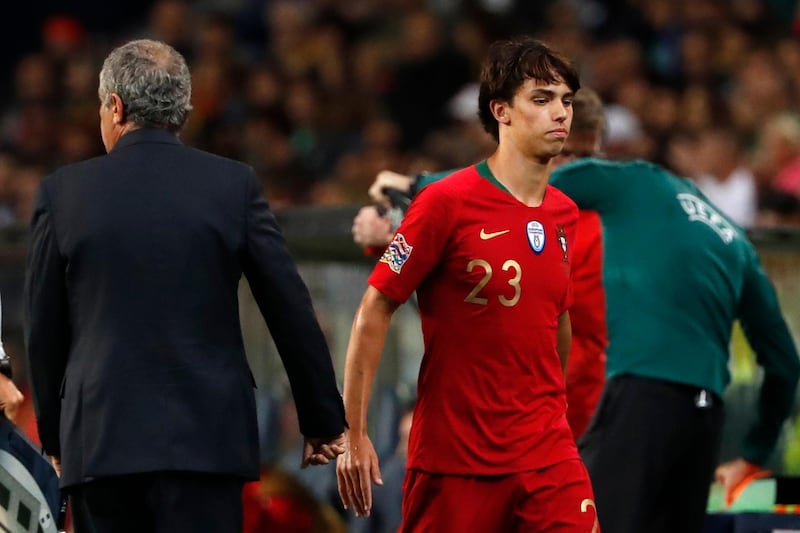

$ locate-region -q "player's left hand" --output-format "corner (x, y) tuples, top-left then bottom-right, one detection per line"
(336, 432), (383, 517)
(715, 457), (770, 507)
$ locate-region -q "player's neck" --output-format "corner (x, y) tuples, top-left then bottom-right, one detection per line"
(486, 150), (550, 207)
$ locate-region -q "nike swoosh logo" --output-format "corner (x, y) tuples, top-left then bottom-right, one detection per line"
(480, 229), (510, 240)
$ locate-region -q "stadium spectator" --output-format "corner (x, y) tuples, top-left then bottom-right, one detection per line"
(382, 9), (473, 151)
(754, 112), (800, 201)
(690, 127), (758, 228)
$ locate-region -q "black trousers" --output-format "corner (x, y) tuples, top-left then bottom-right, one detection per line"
(67, 471), (245, 533)
(578, 374), (724, 533)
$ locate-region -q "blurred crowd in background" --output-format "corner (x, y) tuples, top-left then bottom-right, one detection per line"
(0, 0), (799, 230)
(4, 1), (800, 531)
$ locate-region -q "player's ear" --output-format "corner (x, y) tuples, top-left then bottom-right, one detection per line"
(490, 99), (510, 126)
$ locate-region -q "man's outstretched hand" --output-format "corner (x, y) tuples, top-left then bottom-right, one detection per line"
(301, 433), (346, 468)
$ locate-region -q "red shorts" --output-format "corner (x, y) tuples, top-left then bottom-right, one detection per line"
(400, 459), (599, 533)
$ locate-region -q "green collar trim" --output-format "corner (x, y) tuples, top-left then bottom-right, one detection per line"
(475, 160), (511, 195)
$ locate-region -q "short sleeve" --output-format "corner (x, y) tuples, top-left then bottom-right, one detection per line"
(368, 183), (458, 303)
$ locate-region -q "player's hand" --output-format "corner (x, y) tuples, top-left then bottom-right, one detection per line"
(715, 457), (770, 507)
(336, 432), (383, 517)
(301, 433), (346, 468)
(352, 206), (393, 248)
(0, 373), (23, 423)
(368, 171), (413, 205)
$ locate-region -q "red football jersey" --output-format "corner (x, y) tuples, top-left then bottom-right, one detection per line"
(565, 210), (607, 439)
(369, 161), (580, 475)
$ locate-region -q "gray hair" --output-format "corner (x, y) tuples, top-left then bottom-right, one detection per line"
(98, 39), (192, 132)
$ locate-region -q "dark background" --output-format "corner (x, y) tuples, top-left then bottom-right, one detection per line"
(0, 1), (156, 73)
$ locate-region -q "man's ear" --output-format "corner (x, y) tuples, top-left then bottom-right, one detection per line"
(110, 93), (125, 125)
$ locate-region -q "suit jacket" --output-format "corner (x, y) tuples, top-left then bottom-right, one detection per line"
(24, 128), (346, 488)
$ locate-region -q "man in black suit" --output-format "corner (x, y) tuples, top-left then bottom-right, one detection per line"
(23, 39), (347, 533)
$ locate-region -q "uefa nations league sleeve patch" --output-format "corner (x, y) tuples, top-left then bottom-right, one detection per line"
(380, 233), (414, 274)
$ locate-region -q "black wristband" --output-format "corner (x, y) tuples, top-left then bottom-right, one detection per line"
(408, 172), (425, 198)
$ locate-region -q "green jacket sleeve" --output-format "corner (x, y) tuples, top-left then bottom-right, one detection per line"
(415, 170), (456, 193)
(738, 243), (800, 465)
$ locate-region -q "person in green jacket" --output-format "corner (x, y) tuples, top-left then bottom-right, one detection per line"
(550, 156), (800, 533)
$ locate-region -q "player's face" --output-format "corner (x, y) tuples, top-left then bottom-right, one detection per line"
(505, 78), (574, 161)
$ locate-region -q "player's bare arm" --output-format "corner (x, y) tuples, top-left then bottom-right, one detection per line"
(337, 286), (399, 517)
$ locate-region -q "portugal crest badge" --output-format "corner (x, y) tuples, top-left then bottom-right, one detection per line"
(556, 224), (568, 262)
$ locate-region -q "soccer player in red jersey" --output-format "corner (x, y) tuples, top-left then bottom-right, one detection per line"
(351, 88), (609, 442)
(337, 37), (599, 532)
